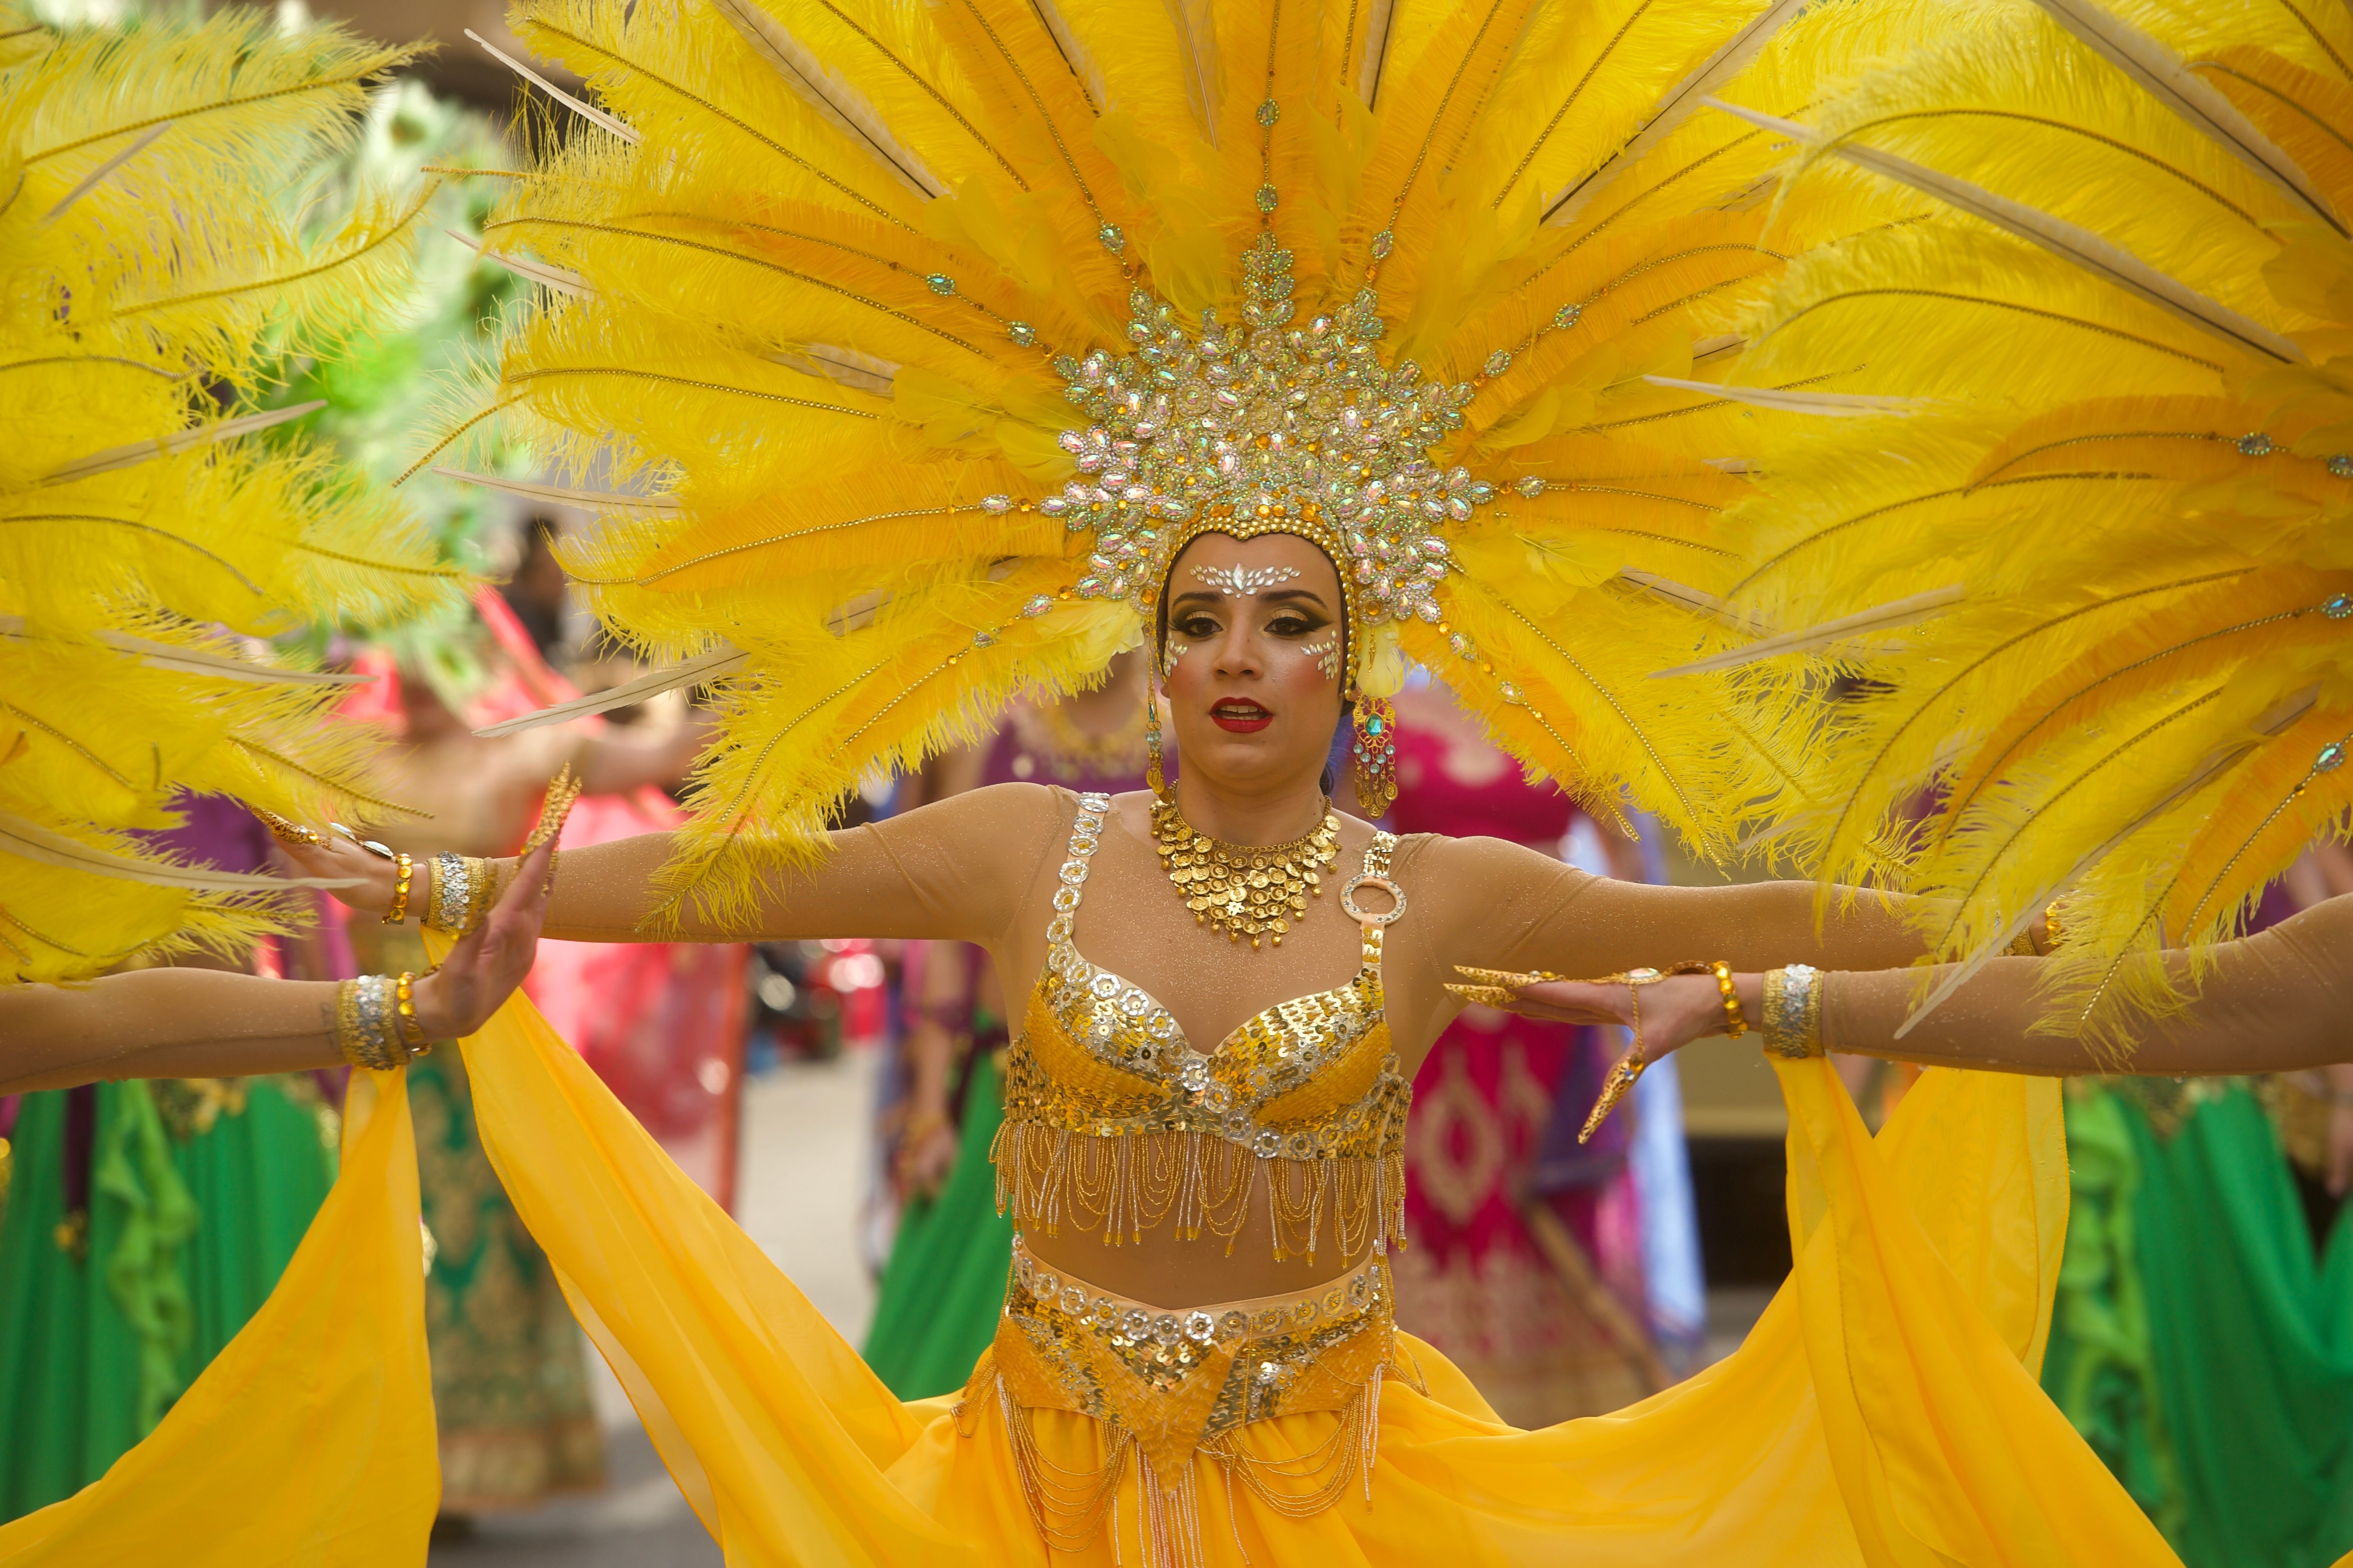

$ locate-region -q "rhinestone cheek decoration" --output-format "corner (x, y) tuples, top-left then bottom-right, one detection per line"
(1048, 234), (1491, 651)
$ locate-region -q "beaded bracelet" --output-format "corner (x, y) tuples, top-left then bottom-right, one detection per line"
(333, 975), (408, 1071)
(384, 853), (414, 926)
(1762, 964), (1824, 1059)
(392, 971), (434, 1058)
(1710, 960), (1747, 1037)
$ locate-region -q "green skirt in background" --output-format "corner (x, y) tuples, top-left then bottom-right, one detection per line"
(0, 1077), (336, 1520)
(862, 1054), (1015, 1400)
(351, 917), (605, 1515)
(409, 1047), (606, 1513)
(2043, 1079), (2353, 1568)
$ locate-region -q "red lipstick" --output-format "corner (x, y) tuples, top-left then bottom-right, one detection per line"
(1210, 699), (1274, 733)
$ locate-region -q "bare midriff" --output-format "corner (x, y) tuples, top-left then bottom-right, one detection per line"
(1022, 1194), (1382, 1309)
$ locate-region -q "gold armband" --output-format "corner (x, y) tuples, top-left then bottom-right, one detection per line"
(392, 971), (433, 1059)
(334, 975), (413, 1071)
(1762, 964), (1824, 1059)
(424, 852), (497, 936)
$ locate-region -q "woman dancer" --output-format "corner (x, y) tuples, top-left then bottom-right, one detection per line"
(289, 521), (2196, 1563)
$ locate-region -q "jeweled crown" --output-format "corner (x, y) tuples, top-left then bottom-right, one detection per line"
(997, 231), (1501, 676)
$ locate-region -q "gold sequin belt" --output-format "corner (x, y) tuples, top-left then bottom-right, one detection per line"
(960, 1240), (1416, 1559)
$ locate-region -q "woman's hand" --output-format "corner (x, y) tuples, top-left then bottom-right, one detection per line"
(273, 823), (405, 917)
(409, 839), (554, 1039)
(1461, 971), (1742, 1061)
(895, 1105), (960, 1201)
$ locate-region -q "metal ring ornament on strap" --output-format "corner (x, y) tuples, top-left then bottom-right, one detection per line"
(1339, 873), (1406, 925)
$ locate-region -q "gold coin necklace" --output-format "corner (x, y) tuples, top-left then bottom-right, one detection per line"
(1150, 794), (1340, 948)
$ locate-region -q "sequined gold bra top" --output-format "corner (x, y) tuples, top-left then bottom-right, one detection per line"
(993, 792), (1411, 1263)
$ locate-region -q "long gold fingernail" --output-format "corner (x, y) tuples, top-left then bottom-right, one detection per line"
(523, 764), (584, 853)
(253, 807), (324, 847)
(1579, 1053), (1646, 1144)
(1445, 983), (1515, 1007)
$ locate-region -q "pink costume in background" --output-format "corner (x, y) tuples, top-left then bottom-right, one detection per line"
(1385, 720), (1663, 1425)
(342, 592), (751, 1208)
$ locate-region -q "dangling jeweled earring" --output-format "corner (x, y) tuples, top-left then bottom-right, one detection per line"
(1349, 688), (1398, 814)
(1146, 669), (1168, 801)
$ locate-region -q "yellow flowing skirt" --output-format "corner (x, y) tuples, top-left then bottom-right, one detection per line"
(0, 974), (2177, 1565)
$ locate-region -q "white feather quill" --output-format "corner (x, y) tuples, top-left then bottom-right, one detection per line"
(0, 618), (370, 686)
(710, 0), (948, 197)
(1545, 0), (1807, 225)
(42, 121), (172, 222)
(2028, 0), (2341, 234)
(42, 402), (326, 486)
(1615, 568), (1773, 634)
(466, 29), (641, 145)
(1027, 0), (1107, 115)
(1160, 0), (1224, 146)
(0, 811), (362, 891)
(1357, 0), (1401, 108)
(431, 469), (681, 514)
(1707, 99), (2308, 365)
(447, 230), (591, 297)
(473, 648), (751, 737)
(1651, 585), (1966, 677)
(1641, 373), (1922, 415)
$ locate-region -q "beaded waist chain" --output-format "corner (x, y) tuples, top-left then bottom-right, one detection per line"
(960, 1240), (1417, 1562)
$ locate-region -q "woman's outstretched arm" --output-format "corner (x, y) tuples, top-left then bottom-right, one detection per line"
(1816, 893), (2353, 1077)
(0, 839), (555, 1094)
(278, 782), (1068, 948)
(1478, 890), (2353, 1078)
(1409, 835), (1942, 981)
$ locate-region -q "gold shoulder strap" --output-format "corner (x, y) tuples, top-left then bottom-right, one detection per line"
(1339, 832), (1405, 968)
(1045, 791), (1112, 948)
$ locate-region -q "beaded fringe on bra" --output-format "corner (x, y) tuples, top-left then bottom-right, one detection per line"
(991, 1119), (1407, 1264)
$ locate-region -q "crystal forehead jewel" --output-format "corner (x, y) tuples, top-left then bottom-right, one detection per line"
(1191, 563), (1302, 596)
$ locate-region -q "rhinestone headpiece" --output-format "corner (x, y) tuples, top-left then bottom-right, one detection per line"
(1025, 233), (1498, 682)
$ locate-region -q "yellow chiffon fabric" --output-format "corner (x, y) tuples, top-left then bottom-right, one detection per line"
(0, 1068), (435, 1564)
(457, 981), (2170, 1565)
(0, 982), (2178, 1565)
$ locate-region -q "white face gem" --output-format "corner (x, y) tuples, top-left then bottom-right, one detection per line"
(1299, 638), (1338, 679)
(1191, 563), (1301, 597)
(1162, 639), (1189, 677)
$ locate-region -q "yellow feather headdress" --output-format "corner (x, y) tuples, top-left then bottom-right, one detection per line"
(1713, 0), (2353, 1053)
(461, 0), (1944, 922)
(1, 5), (467, 981)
